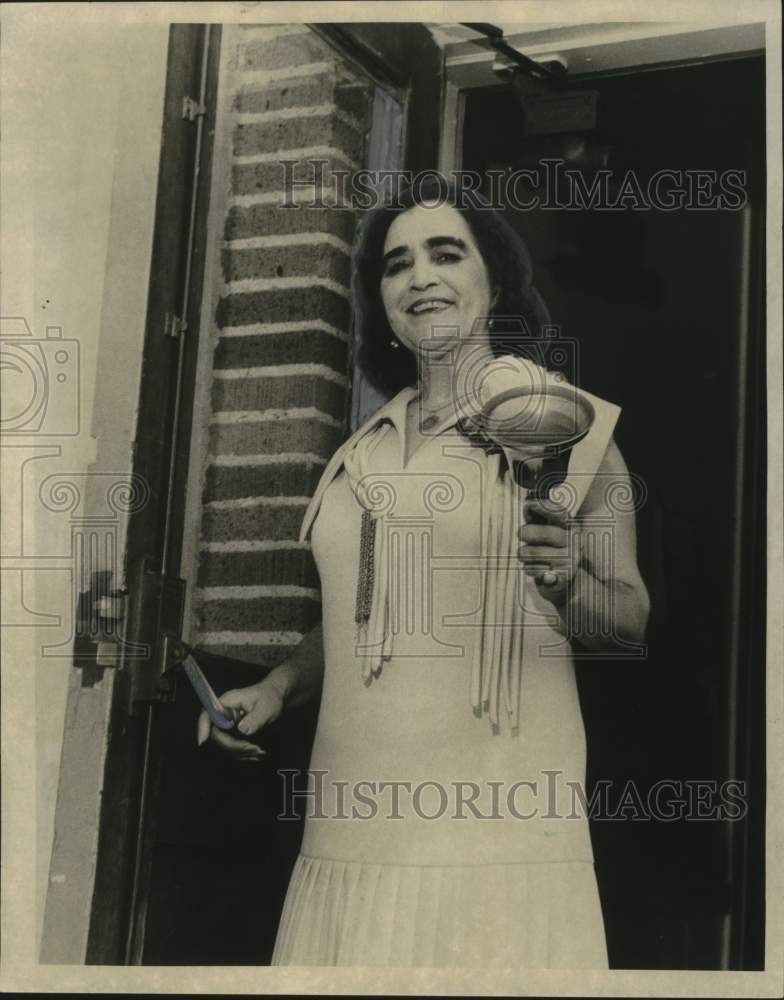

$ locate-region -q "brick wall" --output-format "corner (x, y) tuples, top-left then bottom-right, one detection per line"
(191, 24), (374, 669)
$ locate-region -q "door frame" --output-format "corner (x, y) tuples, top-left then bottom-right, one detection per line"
(438, 20), (765, 173)
(81, 23), (222, 964)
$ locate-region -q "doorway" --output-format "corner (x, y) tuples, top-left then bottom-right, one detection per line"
(459, 55), (766, 969)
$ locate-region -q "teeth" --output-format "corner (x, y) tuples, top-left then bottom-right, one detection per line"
(410, 300), (451, 315)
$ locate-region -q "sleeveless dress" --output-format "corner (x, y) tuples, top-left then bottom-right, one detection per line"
(271, 360), (620, 968)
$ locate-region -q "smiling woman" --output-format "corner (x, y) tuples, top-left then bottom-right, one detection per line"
(352, 180), (552, 396)
(199, 179), (650, 968)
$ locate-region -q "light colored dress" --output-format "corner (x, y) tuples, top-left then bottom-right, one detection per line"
(271, 360), (620, 968)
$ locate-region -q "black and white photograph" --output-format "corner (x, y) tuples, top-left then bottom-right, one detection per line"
(1, 2), (781, 994)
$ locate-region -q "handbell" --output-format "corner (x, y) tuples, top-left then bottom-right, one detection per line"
(480, 382), (595, 524)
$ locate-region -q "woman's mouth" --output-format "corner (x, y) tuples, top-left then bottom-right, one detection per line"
(407, 298), (454, 316)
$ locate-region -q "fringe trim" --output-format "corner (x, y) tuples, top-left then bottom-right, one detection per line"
(470, 458), (525, 733)
(345, 423), (526, 730)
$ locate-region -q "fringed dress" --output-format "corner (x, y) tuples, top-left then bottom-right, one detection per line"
(271, 361), (620, 968)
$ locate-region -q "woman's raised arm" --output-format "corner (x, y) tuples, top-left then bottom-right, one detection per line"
(519, 439), (651, 654)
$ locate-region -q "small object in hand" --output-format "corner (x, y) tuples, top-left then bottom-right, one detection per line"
(541, 570), (559, 587)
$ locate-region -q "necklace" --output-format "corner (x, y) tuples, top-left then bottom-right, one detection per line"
(413, 392), (455, 433)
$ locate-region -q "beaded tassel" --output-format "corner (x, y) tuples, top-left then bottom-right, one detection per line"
(354, 508), (376, 626)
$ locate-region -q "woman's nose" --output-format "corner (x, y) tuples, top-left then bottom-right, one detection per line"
(409, 255), (437, 290)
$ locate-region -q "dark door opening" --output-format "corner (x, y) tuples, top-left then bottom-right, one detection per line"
(85, 24), (224, 965)
(141, 652), (318, 965)
(460, 55), (766, 970)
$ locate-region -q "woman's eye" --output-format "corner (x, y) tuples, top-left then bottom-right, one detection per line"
(434, 251), (460, 264)
(383, 259), (409, 277)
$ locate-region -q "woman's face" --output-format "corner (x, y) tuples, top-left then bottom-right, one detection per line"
(379, 202), (495, 358)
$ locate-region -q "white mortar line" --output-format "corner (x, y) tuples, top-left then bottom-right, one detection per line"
(223, 232), (353, 255)
(237, 62), (333, 86)
(228, 189), (357, 210)
(235, 105), (362, 132)
(211, 407), (342, 427)
(197, 585), (320, 600)
(222, 275), (350, 300)
(232, 145), (360, 171)
(218, 320), (348, 341)
(205, 495), (310, 509)
(213, 364), (347, 385)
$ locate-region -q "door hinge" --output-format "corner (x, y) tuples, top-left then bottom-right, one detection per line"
(182, 95), (206, 122)
(125, 555), (187, 712)
(164, 312), (187, 339)
(74, 570), (128, 682)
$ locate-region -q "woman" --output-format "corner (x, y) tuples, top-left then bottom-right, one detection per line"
(197, 180), (650, 967)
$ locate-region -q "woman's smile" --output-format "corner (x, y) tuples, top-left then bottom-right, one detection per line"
(407, 297), (455, 316)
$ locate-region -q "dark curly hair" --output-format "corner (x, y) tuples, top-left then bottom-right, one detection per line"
(351, 177), (552, 397)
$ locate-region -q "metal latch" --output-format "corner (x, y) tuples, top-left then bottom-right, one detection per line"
(164, 312), (187, 338)
(126, 556), (187, 711)
(74, 569), (129, 684)
(124, 556), (242, 730)
(182, 96), (206, 122)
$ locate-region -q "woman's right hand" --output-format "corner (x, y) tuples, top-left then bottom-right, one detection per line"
(196, 672), (287, 763)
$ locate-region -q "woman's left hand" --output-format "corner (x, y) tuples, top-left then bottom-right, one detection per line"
(517, 498), (581, 606)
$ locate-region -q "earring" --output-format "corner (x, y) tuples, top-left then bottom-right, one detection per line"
(389, 338), (400, 349)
